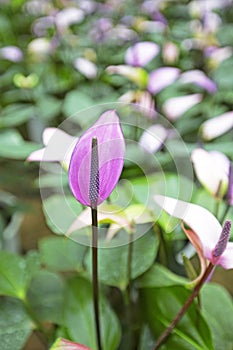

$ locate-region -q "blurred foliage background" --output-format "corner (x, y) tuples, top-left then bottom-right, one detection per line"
(1, 0), (233, 349)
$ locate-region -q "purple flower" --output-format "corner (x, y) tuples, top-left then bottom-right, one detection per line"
(0, 46), (23, 62)
(125, 41), (160, 67)
(68, 110), (125, 207)
(148, 67), (180, 94)
(179, 70), (217, 94)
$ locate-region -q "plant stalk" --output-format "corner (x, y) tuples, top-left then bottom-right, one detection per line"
(153, 263), (215, 350)
(91, 206), (102, 350)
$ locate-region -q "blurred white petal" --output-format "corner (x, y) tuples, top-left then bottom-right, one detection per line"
(163, 94), (202, 121)
(201, 111), (233, 140)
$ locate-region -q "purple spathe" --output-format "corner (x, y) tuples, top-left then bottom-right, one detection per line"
(68, 110), (125, 207)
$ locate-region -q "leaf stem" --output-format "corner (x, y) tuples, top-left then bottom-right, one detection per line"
(152, 263), (215, 350)
(220, 203), (231, 224)
(91, 206), (102, 350)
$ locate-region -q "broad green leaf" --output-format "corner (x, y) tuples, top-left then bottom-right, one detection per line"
(0, 129), (39, 159)
(0, 251), (35, 299)
(0, 297), (32, 350)
(37, 96), (62, 121)
(140, 286), (214, 350)
(137, 263), (187, 288)
(64, 277), (121, 350)
(50, 337), (91, 349)
(201, 283), (233, 350)
(43, 195), (83, 235)
(27, 270), (65, 324)
(62, 91), (94, 119)
(0, 104), (35, 128)
(85, 230), (159, 290)
(39, 236), (87, 272)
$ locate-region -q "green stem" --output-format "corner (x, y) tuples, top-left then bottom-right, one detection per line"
(220, 203), (231, 224)
(153, 263), (215, 350)
(127, 232), (134, 302)
(214, 199), (220, 219)
(91, 206), (102, 350)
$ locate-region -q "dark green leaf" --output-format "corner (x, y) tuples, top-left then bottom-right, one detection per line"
(85, 230), (159, 290)
(27, 270), (65, 324)
(39, 236), (87, 272)
(0, 251), (32, 299)
(0, 129), (39, 159)
(0, 297), (31, 350)
(201, 283), (233, 350)
(0, 104), (35, 128)
(42, 195), (83, 235)
(64, 277), (121, 350)
(137, 263), (187, 288)
(140, 286), (214, 350)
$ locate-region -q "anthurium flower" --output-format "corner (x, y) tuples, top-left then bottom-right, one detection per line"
(68, 110), (125, 207)
(148, 67), (180, 95)
(154, 195), (233, 275)
(106, 65), (148, 88)
(27, 128), (77, 170)
(201, 111), (233, 140)
(191, 148), (230, 198)
(73, 57), (97, 79)
(162, 93), (202, 121)
(179, 69), (217, 93)
(50, 337), (90, 350)
(125, 41), (160, 67)
(67, 203), (154, 240)
(139, 124), (168, 153)
(119, 90), (157, 119)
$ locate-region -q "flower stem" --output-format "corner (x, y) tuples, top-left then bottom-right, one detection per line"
(127, 232), (134, 302)
(153, 263), (215, 350)
(91, 206), (102, 350)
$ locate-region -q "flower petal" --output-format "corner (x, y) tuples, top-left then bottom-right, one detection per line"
(27, 148), (46, 161)
(139, 124), (168, 153)
(179, 70), (217, 93)
(201, 111), (233, 140)
(191, 148), (229, 197)
(125, 41), (160, 67)
(148, 67), (180, 94)
(162, 94), (202, 121)
(50, 337), (90, 350)
(154, 195), (222, 258)
(217, 242), (233, 269)
(28, 128), (77, 168)
(68, 110), (125, 206)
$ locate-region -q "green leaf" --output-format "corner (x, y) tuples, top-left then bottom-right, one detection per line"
(42, 195), (83, 235)
(0, 129), (39, 159)
(37, 96), (62, 121)
(0, 297), (32, 350)
(201, 283), (233, 350)
(62, 91), (94, 119)
(64, 277), (121, 350)
(39, 236), (87, 272)
(0, 251), (34, 299)
(85, 230), (159, 290)
(27, 270), (65, 324)
(137, 263), (187, 288)
(0, 104), (35, 128)
(140, 286), (214, 350)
